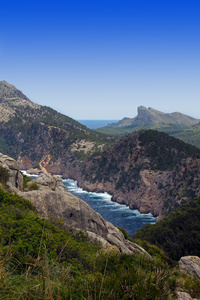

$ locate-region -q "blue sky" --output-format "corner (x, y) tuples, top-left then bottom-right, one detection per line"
(0, 0), (200, 120)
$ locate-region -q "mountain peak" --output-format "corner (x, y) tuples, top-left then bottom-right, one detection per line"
(0, 80), (29, 103)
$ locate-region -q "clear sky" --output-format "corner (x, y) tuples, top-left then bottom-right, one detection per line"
(0, 0), (200, 120)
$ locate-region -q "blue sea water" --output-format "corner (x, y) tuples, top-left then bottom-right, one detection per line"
(77, 120), (118, 129)
(63, 179), (157, 236)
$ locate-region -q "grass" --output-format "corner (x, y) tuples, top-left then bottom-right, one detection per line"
(0, 247), (180, 300)
(0, 173), (200, 299)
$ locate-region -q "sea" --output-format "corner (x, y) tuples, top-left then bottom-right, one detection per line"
(77, 120), (118, 129)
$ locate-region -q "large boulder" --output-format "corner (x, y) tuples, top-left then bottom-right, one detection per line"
(18, 173), (151, 257)
(0, 153), (23, 190)
(176, 291), (195, 300)
(179, 256), (200, 278)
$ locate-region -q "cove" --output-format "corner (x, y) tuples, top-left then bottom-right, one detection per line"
(63, 178), (157, 236)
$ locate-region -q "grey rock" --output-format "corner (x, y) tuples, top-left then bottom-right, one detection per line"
(0, 152), (23, 190)
(179, 256), (200, 278)
(18, 173), (151, 256)
(176, 291), (194, 300)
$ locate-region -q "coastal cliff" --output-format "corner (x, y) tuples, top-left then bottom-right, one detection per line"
(78, 130), (200, 219)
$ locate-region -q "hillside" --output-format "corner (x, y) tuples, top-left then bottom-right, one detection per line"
(78, 130), (200, 219)
(134, 196), (200, 261)
(0, 81), (116, 174)
(97, 106), (200, 147)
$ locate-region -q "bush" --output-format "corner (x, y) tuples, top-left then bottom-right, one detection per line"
(134, 197), (200, 261)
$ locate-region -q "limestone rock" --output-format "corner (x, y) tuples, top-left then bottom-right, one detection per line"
(179, 256), (200, 278)
(17, 173), (151, 256)
(176, 291), (194, 300)
(0, 152), (23, 190)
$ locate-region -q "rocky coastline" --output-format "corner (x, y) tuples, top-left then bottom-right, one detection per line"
(1, 153), (151, 256)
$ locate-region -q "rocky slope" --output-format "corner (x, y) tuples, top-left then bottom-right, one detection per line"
(78, 130), (200, 219)
(0, 151), (149, 256)
(0, 81), (115, 172)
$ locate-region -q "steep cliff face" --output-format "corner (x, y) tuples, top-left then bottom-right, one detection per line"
(78, 130), (200, 219)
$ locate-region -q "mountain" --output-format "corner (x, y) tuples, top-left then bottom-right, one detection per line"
(0, 81), (115, 174)
(110, 106), (200, 128)
(78, 130), (200, 219)
(97, 106), (200, 148)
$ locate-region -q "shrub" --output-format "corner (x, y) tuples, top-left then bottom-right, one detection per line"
(0, 166), (9, 187)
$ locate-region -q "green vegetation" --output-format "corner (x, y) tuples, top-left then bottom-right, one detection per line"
(133, 197), (200, 261)
(138, 130), (200, 170)
(26, 181), (39, 191)
(0, 166), (9, 188)
(97, 123), (200, 148)
(22, 173), (32, 190)
(0, 187), (183, 299)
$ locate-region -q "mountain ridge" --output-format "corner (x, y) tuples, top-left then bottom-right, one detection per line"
(109, 105), (200, 128)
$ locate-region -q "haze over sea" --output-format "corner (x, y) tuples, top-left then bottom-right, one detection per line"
(77, 120), (118, 129)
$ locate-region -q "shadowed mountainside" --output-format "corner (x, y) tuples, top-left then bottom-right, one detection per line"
(78, 130), (200, 219)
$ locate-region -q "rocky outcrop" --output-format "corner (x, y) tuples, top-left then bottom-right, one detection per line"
(16, 173), (150, 256)
(176, 291), (196, 300)
(179, 256), (200, 279)
(0, 153), (23, 190)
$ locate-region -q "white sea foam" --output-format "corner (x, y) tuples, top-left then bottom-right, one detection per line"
(21, 170), (38, 178)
